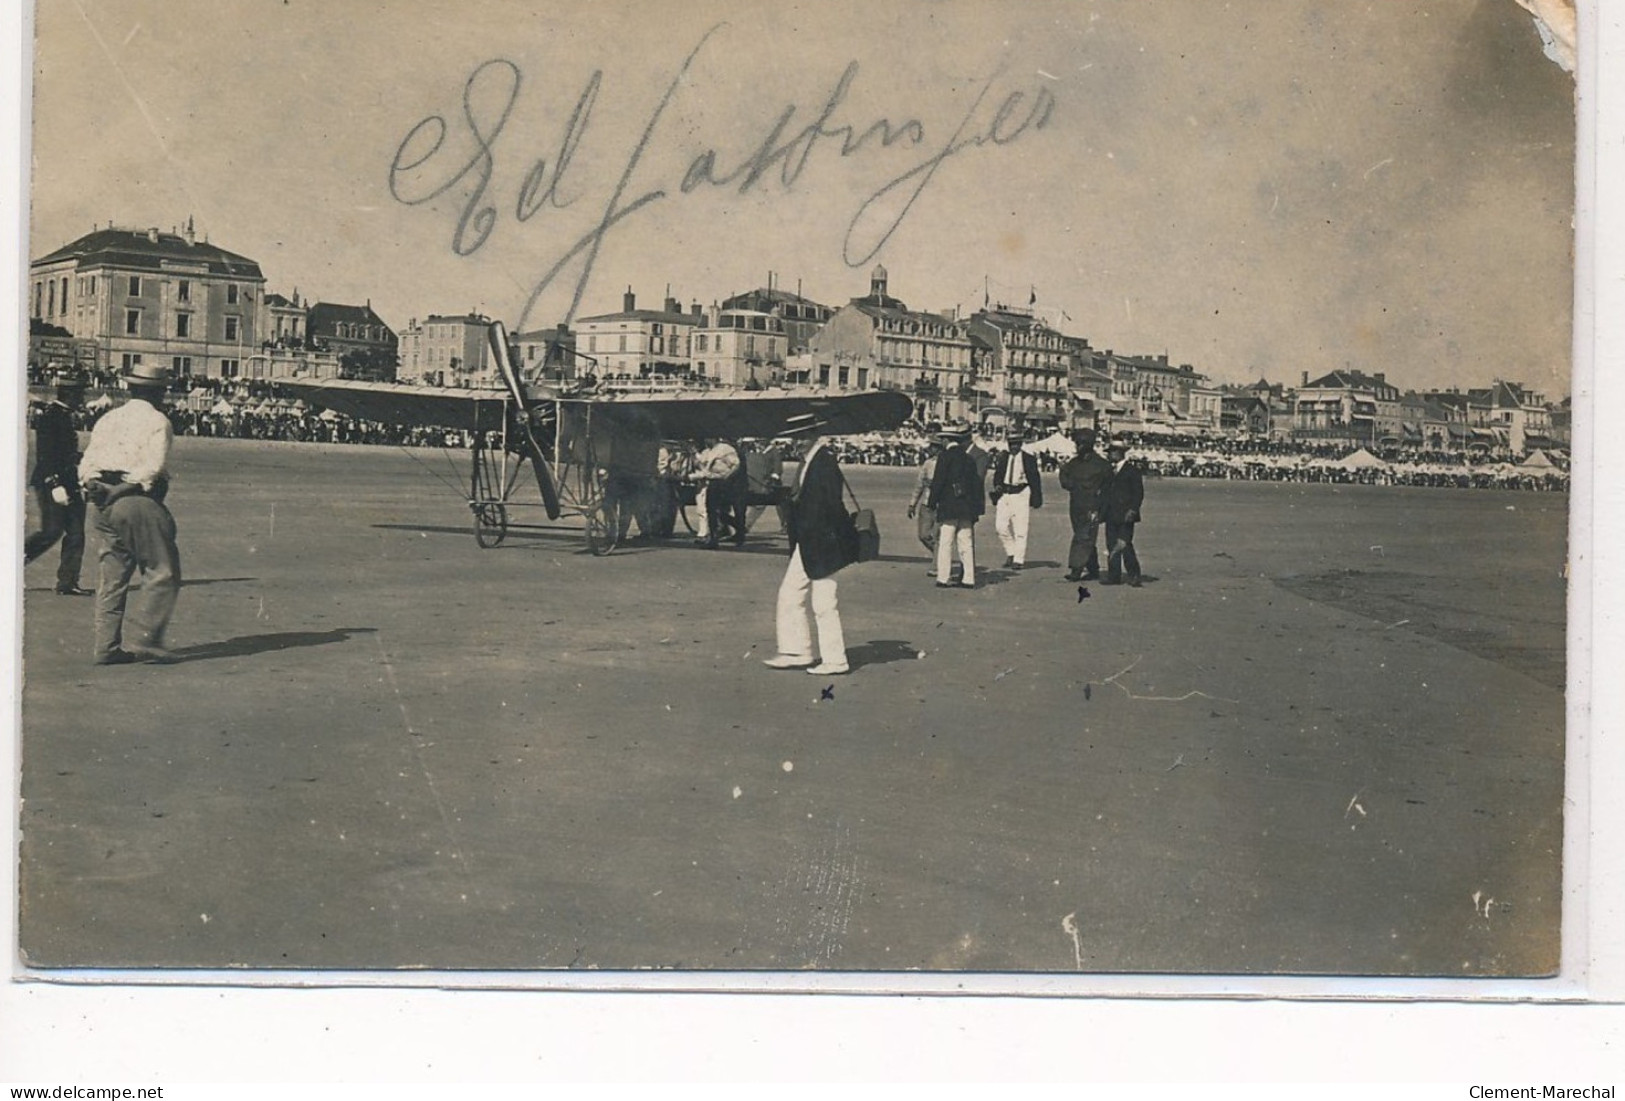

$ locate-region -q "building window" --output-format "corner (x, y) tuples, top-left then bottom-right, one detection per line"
(47, 280), (56, 315)
(696, 334), (708, 353)
(125, 309), (141, 335)
(177, 280), (191, 303)
(225, 316), (239, 342)
(128, 276), (141, 297)
(175, 313), (191, 338)
(220, 358), (239, 378)
(839, 365), (850, 387)
(172, 356), (193, 376)
(34, 283), (42, 317)
(588, 335), (597, 353)
(121, 353), (143, 370)
(618, 334), (627, 353)
(227, 284), (239, 305)
(60, 278), (69, 312)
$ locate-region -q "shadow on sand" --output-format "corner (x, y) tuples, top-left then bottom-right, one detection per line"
(846, 639), (922, 670)
(171, 627), (377, 663)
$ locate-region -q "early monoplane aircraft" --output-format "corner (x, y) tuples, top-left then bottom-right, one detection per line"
(281, 322), (913, 554)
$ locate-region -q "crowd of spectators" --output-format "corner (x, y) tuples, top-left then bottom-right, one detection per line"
(25, 382), (1569, 493)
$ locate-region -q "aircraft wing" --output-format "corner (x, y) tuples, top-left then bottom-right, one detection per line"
(584, 389), (914, 442)
(279, 378), (511, 433)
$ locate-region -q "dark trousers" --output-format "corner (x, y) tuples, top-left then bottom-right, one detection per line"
(92, 496), (181, 661)
(1067, 512), (1101, 576)
(25, 487), (86, 589)
(1104, 518), (1140, 582)
(705, 483), (747, 544)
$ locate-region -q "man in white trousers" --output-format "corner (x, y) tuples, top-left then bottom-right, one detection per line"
(990, 431), (1044, 570)
(763, 427), (860, 676)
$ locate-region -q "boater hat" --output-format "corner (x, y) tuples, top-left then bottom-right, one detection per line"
(124, 362), (172, 391)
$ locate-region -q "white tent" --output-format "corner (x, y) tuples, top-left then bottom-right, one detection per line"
(1519, 449), (1555, 469)
(1336, 448), (1387, 471)
(210, 399), (236, 416)
(1027, 432), (1076, 458)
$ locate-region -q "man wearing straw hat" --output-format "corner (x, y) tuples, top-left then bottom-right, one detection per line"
(78, 363), (182, 665)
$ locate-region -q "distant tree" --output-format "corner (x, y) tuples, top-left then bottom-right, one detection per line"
(30, 317), (71, 337)
(340, 346), (399, 382)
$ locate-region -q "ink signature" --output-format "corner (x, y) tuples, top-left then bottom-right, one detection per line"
(389, 24), (1055, 330)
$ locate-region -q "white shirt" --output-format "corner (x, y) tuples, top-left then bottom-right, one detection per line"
(693, 441), (741, 482)
(1003, 447), (1028, 489)
(795, 439), (826, 492)
(79, 396), (173, 491)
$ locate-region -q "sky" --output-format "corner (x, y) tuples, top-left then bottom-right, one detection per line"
(25, 0), (1577, 395)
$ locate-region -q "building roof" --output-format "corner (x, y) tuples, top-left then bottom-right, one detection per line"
(849, 301), (966, 335)
(1302, 369), (1400, 395)
(308, 301), (396, 338)
(720, 287), (833, 313)
(575, 307), (700, 326)
(32, 226), (264, 280)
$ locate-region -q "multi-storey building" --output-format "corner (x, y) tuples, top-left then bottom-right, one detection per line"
(1104, 353), (1211, 427)
(1293, 369), (1404, 445)
(397, 313), (496, 387)
(573, 290), (702, 377)
(512, 324), (578, 381)
(29, 223), (267, 380)
(692, 306), (788, 387)
(809, 266), (979, 423)
(965, 306), (1072, 427)
(262, 291), (307, 346)
(719, 283), (834, 356)
(1220, 393), (1272, 435)
(1463, 380), (1553, 455)
(306, 301), (398, 381)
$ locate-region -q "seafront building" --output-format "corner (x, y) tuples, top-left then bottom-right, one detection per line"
(29, 223), (267, 380)
(26, 224), (1571, 455)
(809, 266), (980, 423)
(573, 289), (702, 378)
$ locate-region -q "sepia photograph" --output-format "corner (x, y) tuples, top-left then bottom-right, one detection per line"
(13, 0), (1582, 988)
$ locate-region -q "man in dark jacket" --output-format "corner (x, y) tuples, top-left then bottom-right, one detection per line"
(763, 427), (860, 675)
(1100, 439), (1145, 587)
(990, 432), (1044, 570)
(1057, 427), (1113, 581)
(24, 368), (92, 595)
(926, 428), (985, 588)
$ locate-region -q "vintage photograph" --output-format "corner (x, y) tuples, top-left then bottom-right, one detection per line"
(15, 0), (1576, 980)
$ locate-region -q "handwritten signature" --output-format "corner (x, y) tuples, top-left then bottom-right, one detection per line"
(389, 24), (1055, 330)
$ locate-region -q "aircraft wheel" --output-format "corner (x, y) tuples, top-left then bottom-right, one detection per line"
(473, 502), (508, 548)
(585, 501), (621, 556)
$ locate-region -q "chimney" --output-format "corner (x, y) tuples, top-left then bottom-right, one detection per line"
(1302, 371), (1309, 387)
(691, 302), (702, 317)
(1375, 372), (1386, 383)
(147, 227), (160, 243)
(623, 287), (636, 312)
(184, 215), (195, 245)
(664, 296), (680, 315)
